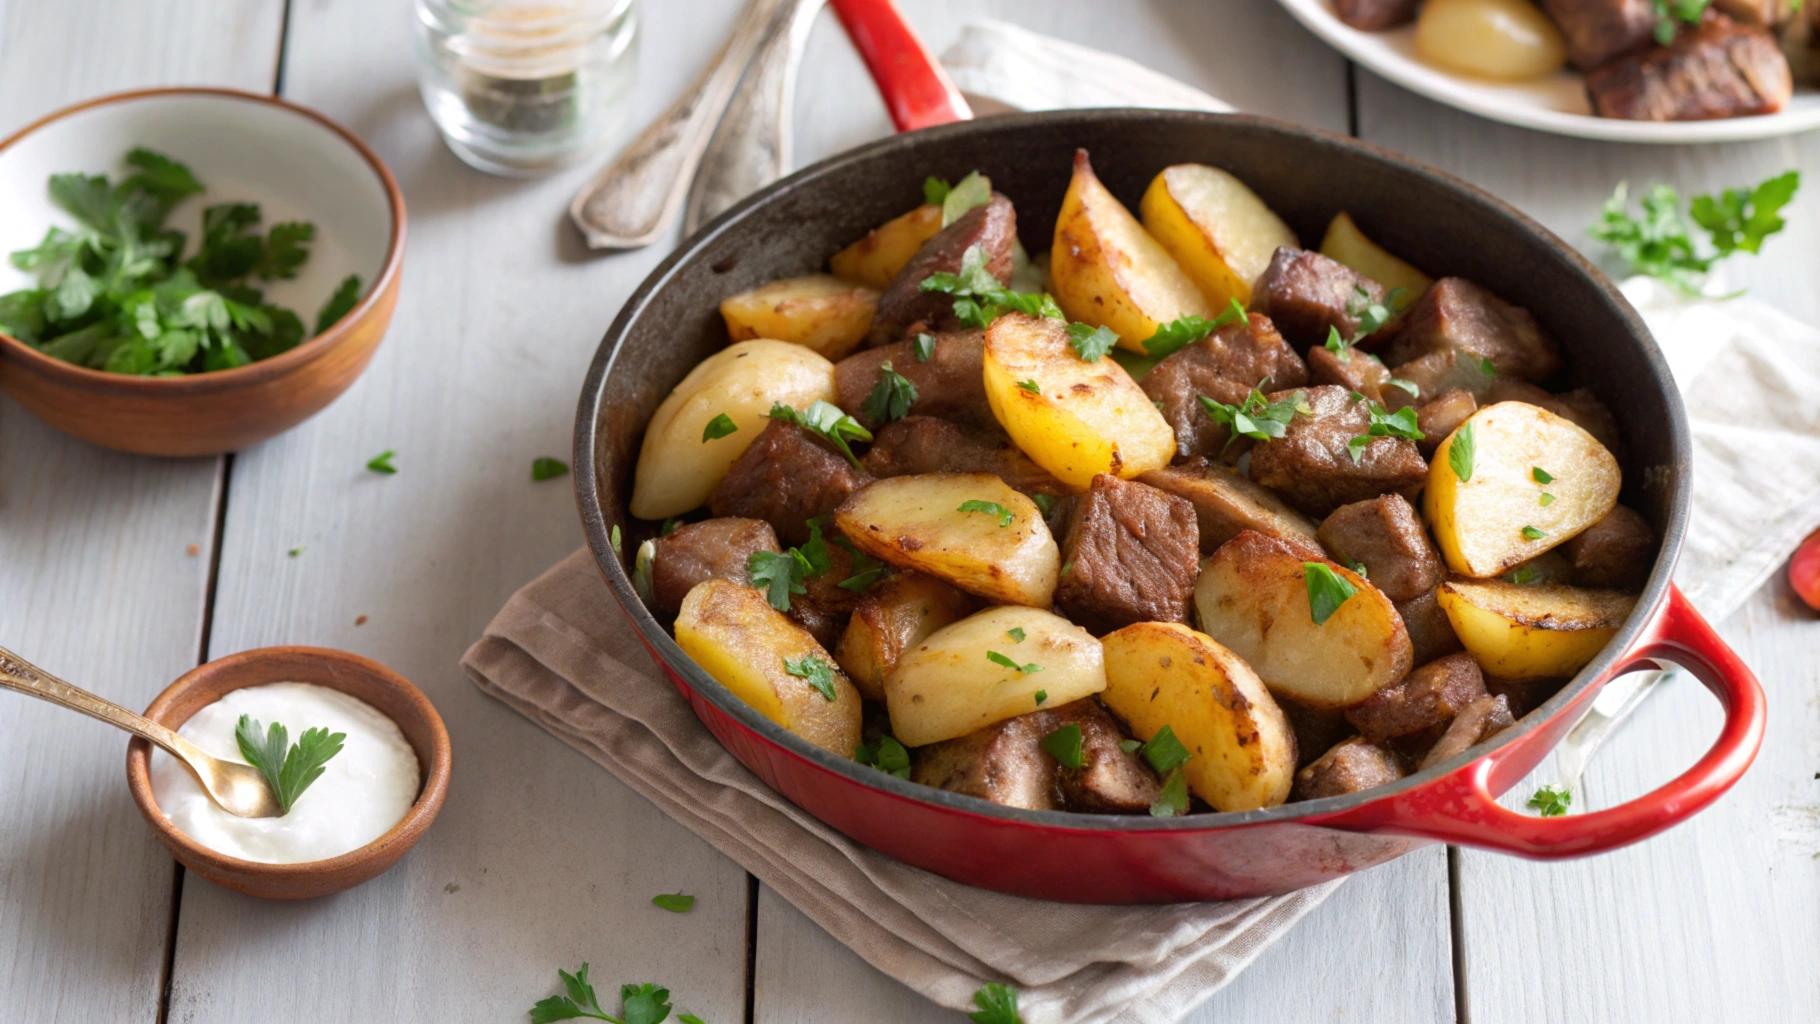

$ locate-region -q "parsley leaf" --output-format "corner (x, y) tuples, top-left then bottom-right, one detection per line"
(855, 734), (912, 778)
(1139, 725), (1191, 774)
(958, 499), (1014, 527)
(834, 540), (889, 592)
(1691, 170), (1800, 257)
(1199, 384), (1310, 455)
(366, 449), (397, 474)
(1540, 492), (1555, 506)
(619, 984), (673, 1024)
(987, 650), (1041, 674)
(1006, 627), (1026, 643)
(862, 360), (918, 424)
(969, 982), (1022, 1024)
(747, 549), (808, 611)
(923, 176), (952, 206)
(1119, 739), (1143, 753)
(1149, 767), (1190, 818)
(1506, 565), (1541, 585)
(610, 525), (622, 555)
(652, 892), (694, 913)
(1528, 785), (1572, 817)
(1033, 689), (1048, 705)
(1303, 562), (1358, 625)
(1347, 284), (1405, 335)
(939, 170), (992, 226)
(1323, 325), (1354, 363)
(768, 400), (871, 469)
(232, 714), (345, 816)
(1532, 466), (1554, 484)
(529, 963), (602, 1023)
(1041, 723), (1084, 769)
(1017, 379), (1040, 394)
(315, 274), (363, 334)
(702, 413), (738, 442)
(1142, 298), (1247, 358)
(1386, 377), (1419, 398)
(533, 457), (570, 481)
(911, 332), (935, 362)
(1521, 525), (1549, 540)
(1031, 493), (1056, 517)
(1345, 397), (1423, 465)
(1449, 421), (1476, 482)
(1065, 321), (1120, 362)
(784, 655), (839, 701)
(1651, 0), (1708, 44)
(1591, 172), (1800, 295)
(919, 244), (1062, 328)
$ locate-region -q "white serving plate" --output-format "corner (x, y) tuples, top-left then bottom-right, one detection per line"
(1275, 0), (1820, 143)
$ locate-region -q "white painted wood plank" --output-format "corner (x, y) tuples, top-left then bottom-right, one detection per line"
(160, 1), (753, 1021)
(1349, 71), (1820, 1023)
(0, 2), (282, 1022)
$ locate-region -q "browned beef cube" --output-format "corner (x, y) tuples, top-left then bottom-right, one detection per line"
(1248, 385), (1430, 518)
(862, 416), (1067, 499)
(1562, 505), (1656, 588)
(1539, 0), (1659, 69)
(1713, 0), (1799, 27)
(1337, 0), (1419, 30)
(1138, 458), (1325, 558)
(1307, 343), (1394, 405)
(1141, 312), (1308, 461)
(1344, 652), (1487, 744)
(1485, 675), (1563, 718)
(867, 193), (1017, 346)
(1293, 736), (1404, 800)
(1052, 699), (1164, 813)
(1416, 389), (1479, 456)
(1396, 587), (1466, 667)
(1317, 494), (1444, 602)
(1587, 14), (1793, 120)
(912, 712), (1061, 810)
(709, 420), (871, 547)
(834, 328), (991, 430)
(1055, 474), (1201, 635)
(1280, 700), (1357, 770)
(786, 538), (863, 649)
(1487, 379), (1626, 458)
(1382, 349), (1499, 413)
(1249, 247), (1389, 353)
(1376, 278), (1562, 383)
(1418, 694), (1516, 771)
(650, 517), (781, 621)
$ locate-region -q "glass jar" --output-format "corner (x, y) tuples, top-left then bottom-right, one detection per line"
(414, 0), (639, 177)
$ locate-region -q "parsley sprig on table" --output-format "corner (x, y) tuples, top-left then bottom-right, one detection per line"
(1528, 785), (1572, 817)
(970, 982), (1023, 1024)
(919, 244), (1064, 329)
(233, 714), (345, 816)
(529, 965), (686, 1024)
(1590, 172), (1800, 295)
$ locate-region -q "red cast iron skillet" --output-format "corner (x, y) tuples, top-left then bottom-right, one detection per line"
(572, 106), (1765, 903)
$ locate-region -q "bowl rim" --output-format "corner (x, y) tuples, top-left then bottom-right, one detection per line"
(0, 86), (407, 395)
(123, 645), (452, 880)
(575, 108), (1690, 835)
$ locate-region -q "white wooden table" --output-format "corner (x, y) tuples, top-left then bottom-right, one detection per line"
(3, 2), (1815, 1021)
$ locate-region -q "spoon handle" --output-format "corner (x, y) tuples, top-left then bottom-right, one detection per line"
(0, 645), (204, 761)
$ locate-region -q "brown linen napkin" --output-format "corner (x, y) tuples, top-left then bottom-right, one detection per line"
(462, 549), (1339, 1024)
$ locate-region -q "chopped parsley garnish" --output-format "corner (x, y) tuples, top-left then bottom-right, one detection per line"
(1040, 723), (1084, 769)
(969, 982), (1022, 1024)
(1532, 466), (1554, 484)
(1527, 784), (1572, 817)
(1652, 0), (1708, 44)
(287, 546), (305, 558)
(610, 525), (622, 555)
(1141, 298), (1248, 358)
(701, 413), (738, 442)
(924, 170), (991, 226)
(233, 714), (345, 816)
(1348, 284), (1405, 333)
(532, 457), (570, 481)
(1033, 689), (1048, 705)
(1591, 171), (1800, 294)
(1449, 422), (1476, 483)
(918, 244), (1063, 328)
(1031, 493), (1056, 517)
(1199, 384), (1310, 455)
(1139, 725), (1190, 774)
(1065, 321), (1120, 362)
(861, 360), (918, 424)
(1344, 557), (1370, 579)
(748, 521), (836, 610)
(651, 892), (694, 913)
(316, 274), (363, 335)
(1540, 492), (1556, 506)
(1006, 627), (1026, 643)
(1017, 379), (1041, 394)
(833, 536), (889, 592)
(1345, 397), (1423, 464)
(987, 650), (1041, 674)
(529, 964), (674, 1024)
(768, 400), (871, 469)
(1386, 377), (1419, 398)
(1507, 565), (1541, 585)
(659, 517), (684, 537)
(1149, 767), (1190, 818)
(958, 499), (1014, 527)
(1323, 325), (1354, 363)
(855, 735), (912, 778)
(1118, 739), (1143, 754)
(784, 654), (839, 701)
(911, 331), (935, 362)
(366, 449), (397, 474)
(1522, 525), (1549, 540)
(1303, 562), (1358, 625)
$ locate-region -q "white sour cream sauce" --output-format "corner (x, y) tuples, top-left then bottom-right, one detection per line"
(149, 682), (420, 864)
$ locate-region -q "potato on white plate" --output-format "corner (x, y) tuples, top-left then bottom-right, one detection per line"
(1318, 212), (1433, 303)
(1438, 577), (1637, 680)
(1194, 530), (1413, 708)
(675, 579), (863, 756)
(719, 274), (879, 361)
(834, 571), (977, 701)
(1100, 622), (1297, 812)
(834, 472), (1060, 607)
(630, 340), (835, 520)
(884, 606), (1104, 747)
(1051, 149), (1212, 352)
(829, 203), (944, 290)
(1425, 401), (1621, 579)
(983, 312), (1175, 489)
(1415, 0), (1568, 81)
(1140, 163), (1298, 310)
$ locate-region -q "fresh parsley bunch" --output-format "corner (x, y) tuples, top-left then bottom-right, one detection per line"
(530, 965), (696, 1024)
(1590, 171), (1800, 296)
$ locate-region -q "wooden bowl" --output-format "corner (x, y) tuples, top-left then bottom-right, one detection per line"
(124, 647), (451, 900)
(0, 88), (406, 456)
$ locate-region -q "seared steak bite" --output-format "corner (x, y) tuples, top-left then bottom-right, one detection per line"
(1344, 652), (1488, 745)
(1052, 699), (1165, 813)
(1248, 247), (1389, 353)
(1561, 504), (1656, 589)
(650, 518), (782, 621)
(1280, 701), (1356, 770)
(862, 416), (1068, 499)
(1539, 0), (1659, 69)
(1382, 348), (1499, 412)
(1293, 736), (1404, 800)
(1247, 384), (1429, 518)
(786, 538), (864, 649)
(1055, 474), (1201, 635)
(1418, 694), (1516, 771)
(1138, 458), (1325, 558)
(910, 699), (1161, 813)
(708, 420), (871, 548)
(1307, 343), (1394, 406)
(1141, 312), (1308, 461)
(1586, 14), (1793, 120)
(1375, 278), (1562, 383)
(1396, 586), (1467, 667)
(867, 193), (1017, 346)
(834, 328), (991, 430)
(1337, 0), (1419, 30)
(1415, 389), (1479, 455)
(1317, 495), (1445, 603)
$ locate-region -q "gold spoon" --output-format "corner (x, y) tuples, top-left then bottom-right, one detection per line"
(0, 645), (281, 818)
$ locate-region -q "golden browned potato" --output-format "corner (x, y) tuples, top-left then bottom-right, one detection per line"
(828, 204), (944, 289)
(834, 571), (977, 701)
(1318, 212), (1434, 303)
(1194, 531), (1413, 708)
(1425, 401), (1622, 579)
(982, 312), (1175, 489)
(719, 274), (879, 361)
(1051, 150), (1212, 352)
(630, 340), (836, 520)
(1100, 622), (1297, 812)
(834, 472), (1060, 607)
(884, 606), (1105, 747)
(675, 579), (863, 756)
(1415, 0), (1569, 81)
(1438, 577), (1637, 680)
(1139, 163), (1298, 309)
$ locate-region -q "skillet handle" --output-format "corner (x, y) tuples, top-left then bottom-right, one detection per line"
(1356, 585), (1766, 858)
(829, 0), (973, 130)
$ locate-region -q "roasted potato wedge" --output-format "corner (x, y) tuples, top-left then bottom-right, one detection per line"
(1438, 577), (1637, 680)
(675, 579), (863, 756)
(885, 606), (1105, 747)
(834, 571), (977, 701)
(1425, 401), (1622, 578)
(982, 312), (1175, 489)
(829, 203), (944, 289)
(1100, 622), (1297, 812)
(834, 472), (1060, 607)
(719, 274), (880, 361)
(1318, 212), (1433, 303)
(1051, 150), (1212, 352)
(630, 340), (836, 520)
(1140, 163), (1298, 309)
(1194, 530), (1413, 708)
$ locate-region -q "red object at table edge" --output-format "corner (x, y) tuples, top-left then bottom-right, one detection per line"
(829, 0), (973, 130)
